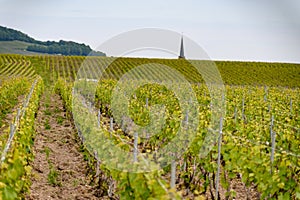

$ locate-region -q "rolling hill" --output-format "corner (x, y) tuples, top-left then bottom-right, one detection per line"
(0, 25), (105, 56)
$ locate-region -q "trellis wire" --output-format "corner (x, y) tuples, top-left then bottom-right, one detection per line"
(216, 117), (223, 199)
(270, 115), (275, 174)
(0, 79), (38, 165)
(75, 95), (118, 196)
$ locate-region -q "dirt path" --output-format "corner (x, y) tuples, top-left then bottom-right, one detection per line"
(27, 92), (100, 200)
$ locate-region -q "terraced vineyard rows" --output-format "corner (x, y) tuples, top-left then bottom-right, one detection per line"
(0, 55), (36, 82)
(2, 55), (295, 87)
(0, 54), (299, 199)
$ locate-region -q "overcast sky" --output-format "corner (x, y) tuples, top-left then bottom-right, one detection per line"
(0, 0), (300, 63)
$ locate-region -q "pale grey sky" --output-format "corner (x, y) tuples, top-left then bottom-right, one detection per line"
(0, 0), (300, 63)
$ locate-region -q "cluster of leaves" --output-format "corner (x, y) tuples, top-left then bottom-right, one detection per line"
(220, 85), (300, 199)
(0, 78), (30, 129)
(0, 77), (44, 199)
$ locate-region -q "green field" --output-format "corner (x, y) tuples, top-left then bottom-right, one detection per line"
(0, 54), (299, 199)
(0, 41), (49, 55)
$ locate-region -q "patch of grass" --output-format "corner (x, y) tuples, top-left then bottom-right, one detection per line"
(54, 107), (60, 113)
(44, 109), (51, 115)
(56, 116), (64, 125)
(73, 179), (79, 187)
(44, 146), (61, 186)
(61, 139), (68, 144)
(0, 41), (46, 55)
(45, 119), (51, 130)
(44, 147), (51, 159)
(47, 164), (61, 186)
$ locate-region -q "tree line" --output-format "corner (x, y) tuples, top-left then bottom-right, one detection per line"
(26, 41), (105, 56)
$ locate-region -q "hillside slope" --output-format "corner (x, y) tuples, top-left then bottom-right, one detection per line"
(0, 26), (105, 56)
(0, 41), (48, 55)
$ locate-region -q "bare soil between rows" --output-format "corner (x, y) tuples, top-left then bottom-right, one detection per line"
(27, 93), (101, 200)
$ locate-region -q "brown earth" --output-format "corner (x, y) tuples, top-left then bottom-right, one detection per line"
(26, 92), (103, 200)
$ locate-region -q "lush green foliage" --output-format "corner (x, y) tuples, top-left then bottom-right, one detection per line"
(94, 79), (300, 199)
(0, 77), (44, 199)
(2, 55), (299, 87)
(0, 54), (299, 199)
(18, 55), (300, 87)
(0, 26), (35, 43)
(27, 41), (105, 56)
(55, 78), (181, 199)
(0, 78), (30, 129)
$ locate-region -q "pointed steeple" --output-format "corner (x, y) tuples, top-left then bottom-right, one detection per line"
(179, 35), (185, 59)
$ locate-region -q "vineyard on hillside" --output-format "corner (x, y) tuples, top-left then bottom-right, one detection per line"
(0, 54), (299, 199)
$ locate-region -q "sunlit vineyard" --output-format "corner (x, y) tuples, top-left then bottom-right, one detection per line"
(0, 55), (36, 82)
(0, 54), (299, 199)
(25, 55), (300, 87)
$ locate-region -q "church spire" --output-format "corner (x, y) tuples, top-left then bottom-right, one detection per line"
(178, 35), (185, 59)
